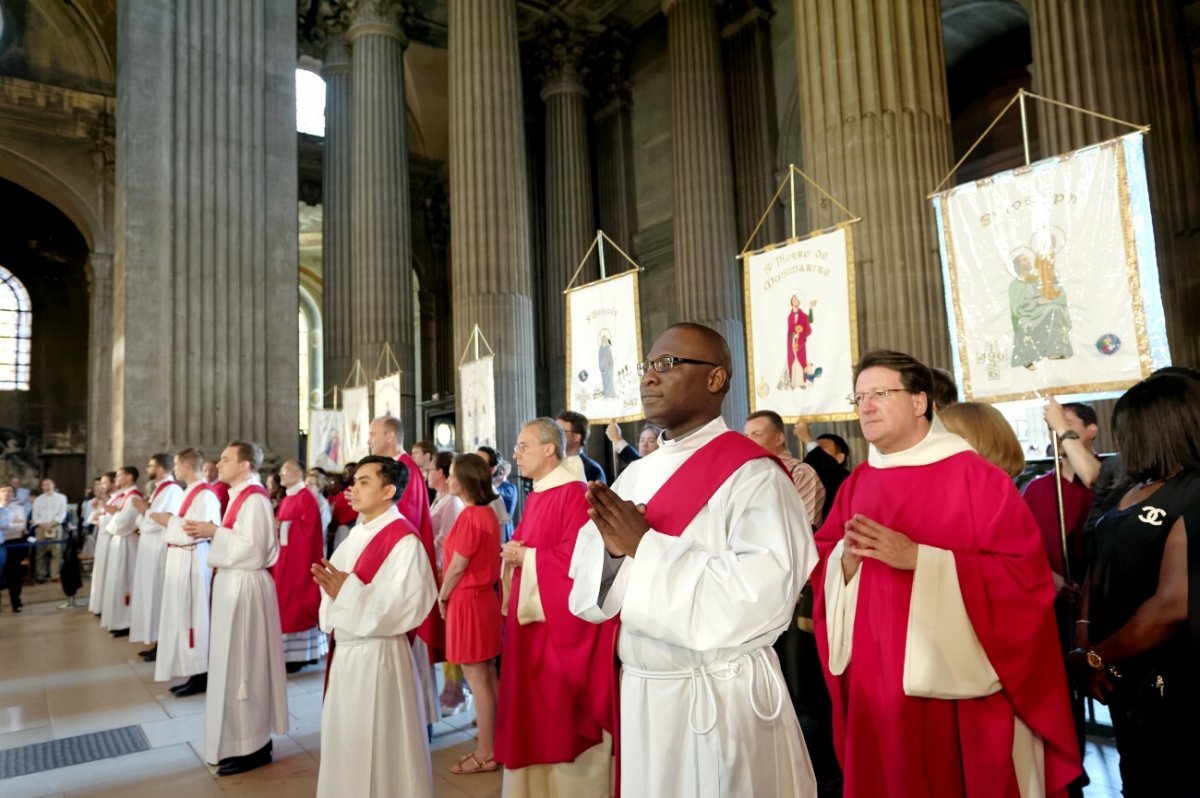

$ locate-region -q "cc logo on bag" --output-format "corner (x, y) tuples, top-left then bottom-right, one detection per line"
(1137, 506), (1167, 526)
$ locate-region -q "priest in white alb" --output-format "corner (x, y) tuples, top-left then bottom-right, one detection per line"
(87, 471), (115, 615)
(153, 447), (220, 697)
(101, 466), (144, 636)
(569, 323), (818, 797)
(129, 453), (183, 659)
(185, 440), (288, 776)
(313, 454), (438, 798)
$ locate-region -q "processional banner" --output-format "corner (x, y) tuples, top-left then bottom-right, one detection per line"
(373, 373), (401, 419)
(307, 410), (345, 472)
(565, 270), (644, 424)
(931, 133), (1170, 402)
(743, 226), (859, 422)
(342, 386), (371, 461)
(459, 355), (496, 450)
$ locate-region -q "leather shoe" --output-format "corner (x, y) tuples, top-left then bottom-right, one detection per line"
(173, 673), (207, 697)
(111, 628), (129, 637)
(217, 740), (272, 776)
(138, 647), (157, 661)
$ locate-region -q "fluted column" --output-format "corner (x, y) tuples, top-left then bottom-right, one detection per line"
(795, 0), (953, 366)
(449, 0), (536, 457)
(114, 0), (297, 468)
(348, 0), (415, 439)
(1029, 0), (1200, 367)
(321, 37), (353, 391)
(664, 0), (747, 424)
(592, 32), (638, 270)
(86, 251), (113, 476)
(540, 26), (596, 413)
(723, 1), (782, 248)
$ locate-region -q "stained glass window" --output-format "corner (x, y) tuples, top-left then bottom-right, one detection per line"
(0, 266), (31, 391)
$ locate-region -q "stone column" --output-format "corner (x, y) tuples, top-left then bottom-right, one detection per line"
(722, 1), (782, 248)
(348, 0), (416, 439)
(1028, 0), (1200, 367)
(664, 0), (747, 424)
(86, 251), (113, 477)
(113, 0), (297, 468)
(795, 0), (953, 367)
(539, 22), (596, 413)
(592, 31), (638, 265)
(321, 36), (353, 392)
(448, 0), (536, 456)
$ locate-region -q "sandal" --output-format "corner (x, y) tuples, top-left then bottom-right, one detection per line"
(450, 752), (499, 775)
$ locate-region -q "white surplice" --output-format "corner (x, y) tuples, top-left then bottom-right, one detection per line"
(204, 476), (289, 764)
(569, 417), (819, 798)
(101, 488), (142, 630)
(317, 504), (438, 798)
(88, 507), (110, 614)
(155, 482), (220, 681)
(130, 481), (184, 644)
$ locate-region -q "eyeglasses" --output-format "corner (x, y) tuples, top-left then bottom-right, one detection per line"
(636, 355), (720, 377)
(846, 387), (909, 406)
(513, 442), (529, 452)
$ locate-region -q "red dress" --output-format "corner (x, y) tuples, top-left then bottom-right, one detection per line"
(443, 504), (501, 663)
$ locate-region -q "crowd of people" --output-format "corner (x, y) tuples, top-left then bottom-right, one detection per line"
(3, 321), (1197, 797)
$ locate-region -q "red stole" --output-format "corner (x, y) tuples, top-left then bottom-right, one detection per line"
(323, 516), (419, 697)
(210, 481), (230, 517)
(222, 484), (269, 527)
(117, 487), (145, 509)
(397, 452), (443, 659)
(273, 488), (324, 633)
(610, 431), (785, 796)
(178, 483), (215, 517)
(150, 479), (179, 504)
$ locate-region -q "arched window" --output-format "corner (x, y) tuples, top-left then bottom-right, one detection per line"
(298, 286), (323, 434)
(0, 265), (31, 391)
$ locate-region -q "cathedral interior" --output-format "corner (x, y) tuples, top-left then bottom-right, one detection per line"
(0, 0), (1198, 494)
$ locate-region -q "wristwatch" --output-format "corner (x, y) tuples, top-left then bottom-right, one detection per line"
(1058, 430), (1081, 443)
(1085, 649), (1104, 670)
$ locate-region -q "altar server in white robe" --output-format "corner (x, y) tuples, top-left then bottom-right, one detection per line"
(185, 440), (288, 776)
(130, 453), (183, 653)
(88, 471), (116, 614)
(153, 448), (220, 695)
(569, 323), (818, 798)
(101, 466), (144, 634)
(314, 454), (438, 798)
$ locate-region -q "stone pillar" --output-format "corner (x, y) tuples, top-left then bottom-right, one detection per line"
(348, 0), (416, 440)
(539, 23), (596, 413)
(86, 251), (113, 476)
(664, 0), (747, 424)
(592, 32), (638, 262)
(448, 0), (536, 456)
(1028, 0), (1200, 367)
(722, 1), (782, 248)
(795, 0), (953, 367)
(113, 0), (297, 467)
(321, 37), (353, 392)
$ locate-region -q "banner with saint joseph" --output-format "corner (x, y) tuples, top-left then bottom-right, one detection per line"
(565, 270), (644, 424)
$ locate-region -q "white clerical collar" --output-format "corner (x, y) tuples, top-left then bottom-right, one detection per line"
(533, 463), (577, 492)
(867, 415), (974, 469)
(360, 504), (400, 533)
(285, 481), (305, 497)
(229, 474), (263, 496)
(561, 455), (587, 482)
(658, 416), (726, 451)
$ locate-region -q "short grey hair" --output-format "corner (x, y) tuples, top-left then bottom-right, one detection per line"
(523, 417), (565, 461)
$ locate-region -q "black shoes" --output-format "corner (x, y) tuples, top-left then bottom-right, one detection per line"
(138, 646), (157, 662)
(171, 673), (207, 697)
(285, 659), (317, 674)
(216, 739), (272, 776)
(111, 628), (129, 637)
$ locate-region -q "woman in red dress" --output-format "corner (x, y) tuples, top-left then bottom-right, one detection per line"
(439, 452), (502, 775)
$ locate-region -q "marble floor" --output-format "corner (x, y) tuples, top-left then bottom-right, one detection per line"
(0, 582), (1126, 797)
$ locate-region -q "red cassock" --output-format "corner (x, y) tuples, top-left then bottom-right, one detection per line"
(330, 491), (357, 527)
(396, 452), (444, 658)
(273, 488), (324, 633)
(210, 481), (230, 517)
(812, 452), (1081, 798)
(495, 481), (616, 769)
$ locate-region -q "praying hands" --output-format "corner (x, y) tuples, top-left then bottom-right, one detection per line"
(586, 481), (648, 558)
(844, 514), (918, 575)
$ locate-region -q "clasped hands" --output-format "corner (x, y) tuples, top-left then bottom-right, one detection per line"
(586, 481), (649, 558)
(842, 514), (918, 578)
(183, 520), (217, 540)
(311, 558), (349, 600)
(501, 540), (527, 567)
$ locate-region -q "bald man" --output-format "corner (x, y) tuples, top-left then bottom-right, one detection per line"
(569, 322), (818, 796)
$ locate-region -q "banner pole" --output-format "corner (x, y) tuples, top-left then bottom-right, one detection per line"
(1019, 90), (1032, 167)
(597, 230), (607, 280)
(1051, 432), (1071, 584)
(789, 165), (797, 240)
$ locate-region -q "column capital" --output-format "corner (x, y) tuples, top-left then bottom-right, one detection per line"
(528, 17), (594, 100)
(662, 0), (722, 17)
(719, 0), (772, 38)
(588, 28), (634, 116)
(321, 36), (351, 77)
(346, 0), (409, 44)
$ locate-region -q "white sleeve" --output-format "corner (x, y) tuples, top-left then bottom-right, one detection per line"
(568, 523), (631, 623)
(902, 544), (1001, 699)
(515, 548), (545, 625)
(320, 536), (437, 638)
(107, 502), (141, 537)
(824, 539), (862, 675)
(208, 495), (278, 570)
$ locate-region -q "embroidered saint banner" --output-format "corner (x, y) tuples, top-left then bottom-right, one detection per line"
(373, 372), (401, 420)
(565, 270), (644, 424)
(742, 225), (859, 421)
(932, 133), (1170, 401)
(342, 386), (370, 462)
(459, 355), (496, 450)
(307, 410), (344, 472)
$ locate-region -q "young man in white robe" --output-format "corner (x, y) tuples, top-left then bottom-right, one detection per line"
(101, 466), (144, 635)
(185, 440), (288, 776)
(129, 453), (183, 659)
(313, 454), (438, 798)
(87, 471), (115, 615)
(569, 323), (819, 797)
(152, 447), (220, 696)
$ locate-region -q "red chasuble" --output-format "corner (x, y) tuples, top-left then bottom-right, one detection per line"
(496, 481), (617, 769)
(396, 452), (443, 657)
(811, 452), (1081, 798)
(273, 488), (325, 633)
